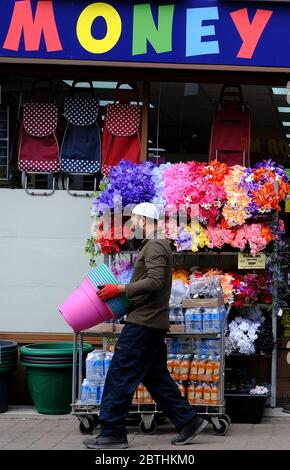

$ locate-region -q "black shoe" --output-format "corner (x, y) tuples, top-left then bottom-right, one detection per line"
(83, 435), (129, 449)
(171, 416), (208, 445)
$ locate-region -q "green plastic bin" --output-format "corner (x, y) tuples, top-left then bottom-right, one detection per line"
(20, 342), (93, 415)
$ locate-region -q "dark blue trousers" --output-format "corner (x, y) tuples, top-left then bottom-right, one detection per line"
(100, 322), (197, 438)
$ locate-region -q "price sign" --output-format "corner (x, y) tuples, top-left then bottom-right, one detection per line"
(285, 198), (290, 213)
(238, 253), (266, 270)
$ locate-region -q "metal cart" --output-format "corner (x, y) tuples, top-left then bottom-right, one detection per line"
(71, 304), (231, 436)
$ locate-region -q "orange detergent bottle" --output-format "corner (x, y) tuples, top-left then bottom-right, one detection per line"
(132, 389), (138, 405)
(212, 356), (220, 382)
(205, 356), (214, 382)
(189, 355), (199, 381)
(211, 384), (219, 405)
(195, 382), (204, 404)
(197, 355), (207, 382)
(173, 355), (183, 381)
(167, 354), (175, 375)
(137, 384), (144, 404)
(143, 387), (152, 404)
(180, 355), (191, 381)
(187, 382), (196, 405)
(203, 383), (211, 404)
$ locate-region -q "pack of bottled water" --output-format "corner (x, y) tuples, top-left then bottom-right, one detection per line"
(184, 306), (226, 334)
(80, 350), (113, 405)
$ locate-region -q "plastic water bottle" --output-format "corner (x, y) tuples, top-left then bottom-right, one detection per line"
(184, 310), (192, 333)
(94, 353), (105, 377)
(200, 339), (208, 358)
(203, 308), (212, 333)
(80, 379), (90, 403)
(176, 308), (184, 325)
(85, 352), (95, 383)
(211, 308), (220, 333)
(192, 308), (202, 333)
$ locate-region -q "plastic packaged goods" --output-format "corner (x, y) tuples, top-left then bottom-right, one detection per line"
(211, 307), (221, 332)
(136, 384), (144, 404)
(132, 389), (138, 405)
(176, 308), (184, 325)
(80, 379), (90, 403)
(187, 382), (196, 405)
(189, 355), (199, 381)
(195, 382), (204, 404)
(167, 354), (175, 375)
(187, 275), (223, 300)
(170, 280), (187, 306)
(184, 310), (192, 333)
(173, 355), (183, 381)
(143, 387), (152, 404)
(203, 383), (212, 404)
(202, 308), (212, 332)
(197, 355), (207, 381)
(190, 308), (203, 333)
(88, 375), (104, 405)
(179, 354), (191, 381)
(205, 356), (215, 381)
(213, 356), (220, 376)
(211, 383), (219, 405)
(86, 350), (105, 383)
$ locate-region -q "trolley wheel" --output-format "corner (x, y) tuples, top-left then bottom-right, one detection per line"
(79, 415), (96, 434)
(212, 418), (230, 436)
(139, 419), (157, 435)
(223, 414), (231, 425)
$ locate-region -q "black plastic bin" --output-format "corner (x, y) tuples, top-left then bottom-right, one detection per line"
(0, 373), (13, 413)
(225, 394), (269, 423)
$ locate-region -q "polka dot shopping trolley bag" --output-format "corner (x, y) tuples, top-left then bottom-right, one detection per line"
(60, 81), (101, 175)
(18, 98), (60, 175)
(101, 82), (142, 175)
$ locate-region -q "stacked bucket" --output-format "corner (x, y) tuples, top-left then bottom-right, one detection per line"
(0, 340), (18, 413)
(60, 263), (131, 332)
(20, 342), (93, 414)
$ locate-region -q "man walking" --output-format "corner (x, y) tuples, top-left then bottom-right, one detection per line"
(83, 203), (207, 449)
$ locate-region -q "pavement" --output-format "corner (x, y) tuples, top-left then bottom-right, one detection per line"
(1, 408), (290, 450)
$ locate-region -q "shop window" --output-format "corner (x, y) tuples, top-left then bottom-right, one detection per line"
(0, 78), (143, 190)
(149, 81), (290, 168)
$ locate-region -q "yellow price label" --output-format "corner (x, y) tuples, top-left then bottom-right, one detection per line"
(285, 198), (290, 213)
(238, 252), (266, 270)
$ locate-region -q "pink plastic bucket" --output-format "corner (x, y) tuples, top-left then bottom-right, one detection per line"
(59, 278), (115, 332)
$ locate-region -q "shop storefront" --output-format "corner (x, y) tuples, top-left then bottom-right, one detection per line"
(0, 0), (290, 415)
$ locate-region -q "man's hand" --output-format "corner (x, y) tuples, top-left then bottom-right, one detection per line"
(97, 284), (125, 301)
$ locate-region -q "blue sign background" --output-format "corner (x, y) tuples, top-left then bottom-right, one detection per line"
(0, 0), (289, 67)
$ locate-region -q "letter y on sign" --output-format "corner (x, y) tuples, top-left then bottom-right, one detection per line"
(230, 8), (273, 59)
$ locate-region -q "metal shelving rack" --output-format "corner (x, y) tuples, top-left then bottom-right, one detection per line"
(72, 307), (232, 435)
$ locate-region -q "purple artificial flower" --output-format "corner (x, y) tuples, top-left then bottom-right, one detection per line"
(94, 160), (157, 208)
(254, 159), (289, 181)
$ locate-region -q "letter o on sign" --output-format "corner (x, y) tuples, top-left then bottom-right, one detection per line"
(77, 2), (122, 53)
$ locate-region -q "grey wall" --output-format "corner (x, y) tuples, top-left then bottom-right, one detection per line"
(0, 189), (97, 333)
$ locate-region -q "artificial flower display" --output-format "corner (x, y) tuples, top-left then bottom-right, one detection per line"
(89, 158), (289, 256)
(225, 309), (265, 355)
